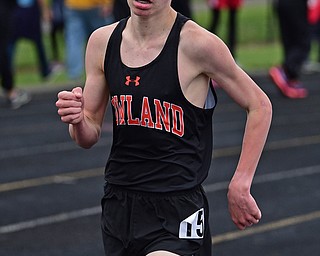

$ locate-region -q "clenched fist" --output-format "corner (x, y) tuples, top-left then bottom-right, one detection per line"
(227, 185), (262, 230)
(56, 87), (84, 125)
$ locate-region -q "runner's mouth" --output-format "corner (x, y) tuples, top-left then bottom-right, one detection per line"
(136, 0), (152, 3)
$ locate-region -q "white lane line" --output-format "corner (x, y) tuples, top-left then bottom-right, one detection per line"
(1, 165), (319, 194)
(1, 134), (320, 160)
(0, 165), (319, 237)
(0, 168), (104, 193)
(0, 207), (101, 235)
(204, 164), (320, 193)
(213, 134), (320, 158)
(1, 206), (319, 247)
(0, 138), (110, 159)
(212, 210), (320, 245)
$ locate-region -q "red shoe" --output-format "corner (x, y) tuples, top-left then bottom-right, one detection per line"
(287, 80), (308, 98)
(269, 66), (308, 99)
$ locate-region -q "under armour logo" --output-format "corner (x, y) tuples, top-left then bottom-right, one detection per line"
(125, 76), (140, 86)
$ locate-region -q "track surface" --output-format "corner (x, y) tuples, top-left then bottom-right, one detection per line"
(1, 72), (319, 255)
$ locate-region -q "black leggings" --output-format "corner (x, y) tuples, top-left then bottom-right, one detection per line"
(0, 2), (14, 92)
(275, 0), (311, 80)
(209, 7), (239, 57)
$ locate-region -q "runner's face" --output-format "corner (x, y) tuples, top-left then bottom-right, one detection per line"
(127, 0), (172, 16)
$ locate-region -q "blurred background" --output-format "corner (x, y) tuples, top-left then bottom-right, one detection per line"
(1, 0), (319, 255)
(10, 0), (320, 88)
(11, 0), (284, 87)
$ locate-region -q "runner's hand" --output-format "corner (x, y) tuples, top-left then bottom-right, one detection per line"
(227, 186), (262, 230)
(56, 87), (84, 125)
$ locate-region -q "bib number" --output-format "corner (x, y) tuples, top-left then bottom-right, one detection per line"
(179, 208), (204, 239)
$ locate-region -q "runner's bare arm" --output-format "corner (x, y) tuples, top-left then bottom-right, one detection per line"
(181, 22), (272, 229)
(56, 25), (116, 148)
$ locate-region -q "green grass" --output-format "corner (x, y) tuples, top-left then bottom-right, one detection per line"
(14, 34), (68, 88)
(14, 2), (316, 88)
(193, 2), (283, 70)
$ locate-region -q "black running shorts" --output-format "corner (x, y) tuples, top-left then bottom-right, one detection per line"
(101, 184), (212, 256)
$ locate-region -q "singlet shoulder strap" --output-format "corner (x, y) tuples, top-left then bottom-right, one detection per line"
(176, 12), (190, 26)
(167, 12), (190, 45)
(104, 17), (129, 81)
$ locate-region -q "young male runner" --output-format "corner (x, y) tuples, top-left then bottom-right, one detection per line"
(56, 0), (272, 255)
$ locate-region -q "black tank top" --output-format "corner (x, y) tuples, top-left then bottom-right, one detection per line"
(104, 13), (217, 192)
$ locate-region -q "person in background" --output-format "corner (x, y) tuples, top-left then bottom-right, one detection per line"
(56, 1), (272, 255)
(64, 0), (114, 81)
(207, 0), (243, 58)
(302, 0), (320, 73)
(0, 0), (31, 109)
(49, 0), (65, 70)
(9, 0), (53, 81)
(171, 0), (192, 18)
(269, 0), (310, 99)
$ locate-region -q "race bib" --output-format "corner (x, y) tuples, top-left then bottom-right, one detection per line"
(179, 208), (204, 239)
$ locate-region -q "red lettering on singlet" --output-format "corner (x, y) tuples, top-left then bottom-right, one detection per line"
(126, 95), (140, 125)
(154, 99), (170, 133)
(110, 95), (185, 137)
(111, 95), (125, 125)
(171, 104), (184, 137)
(141, 97), (155, 128)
